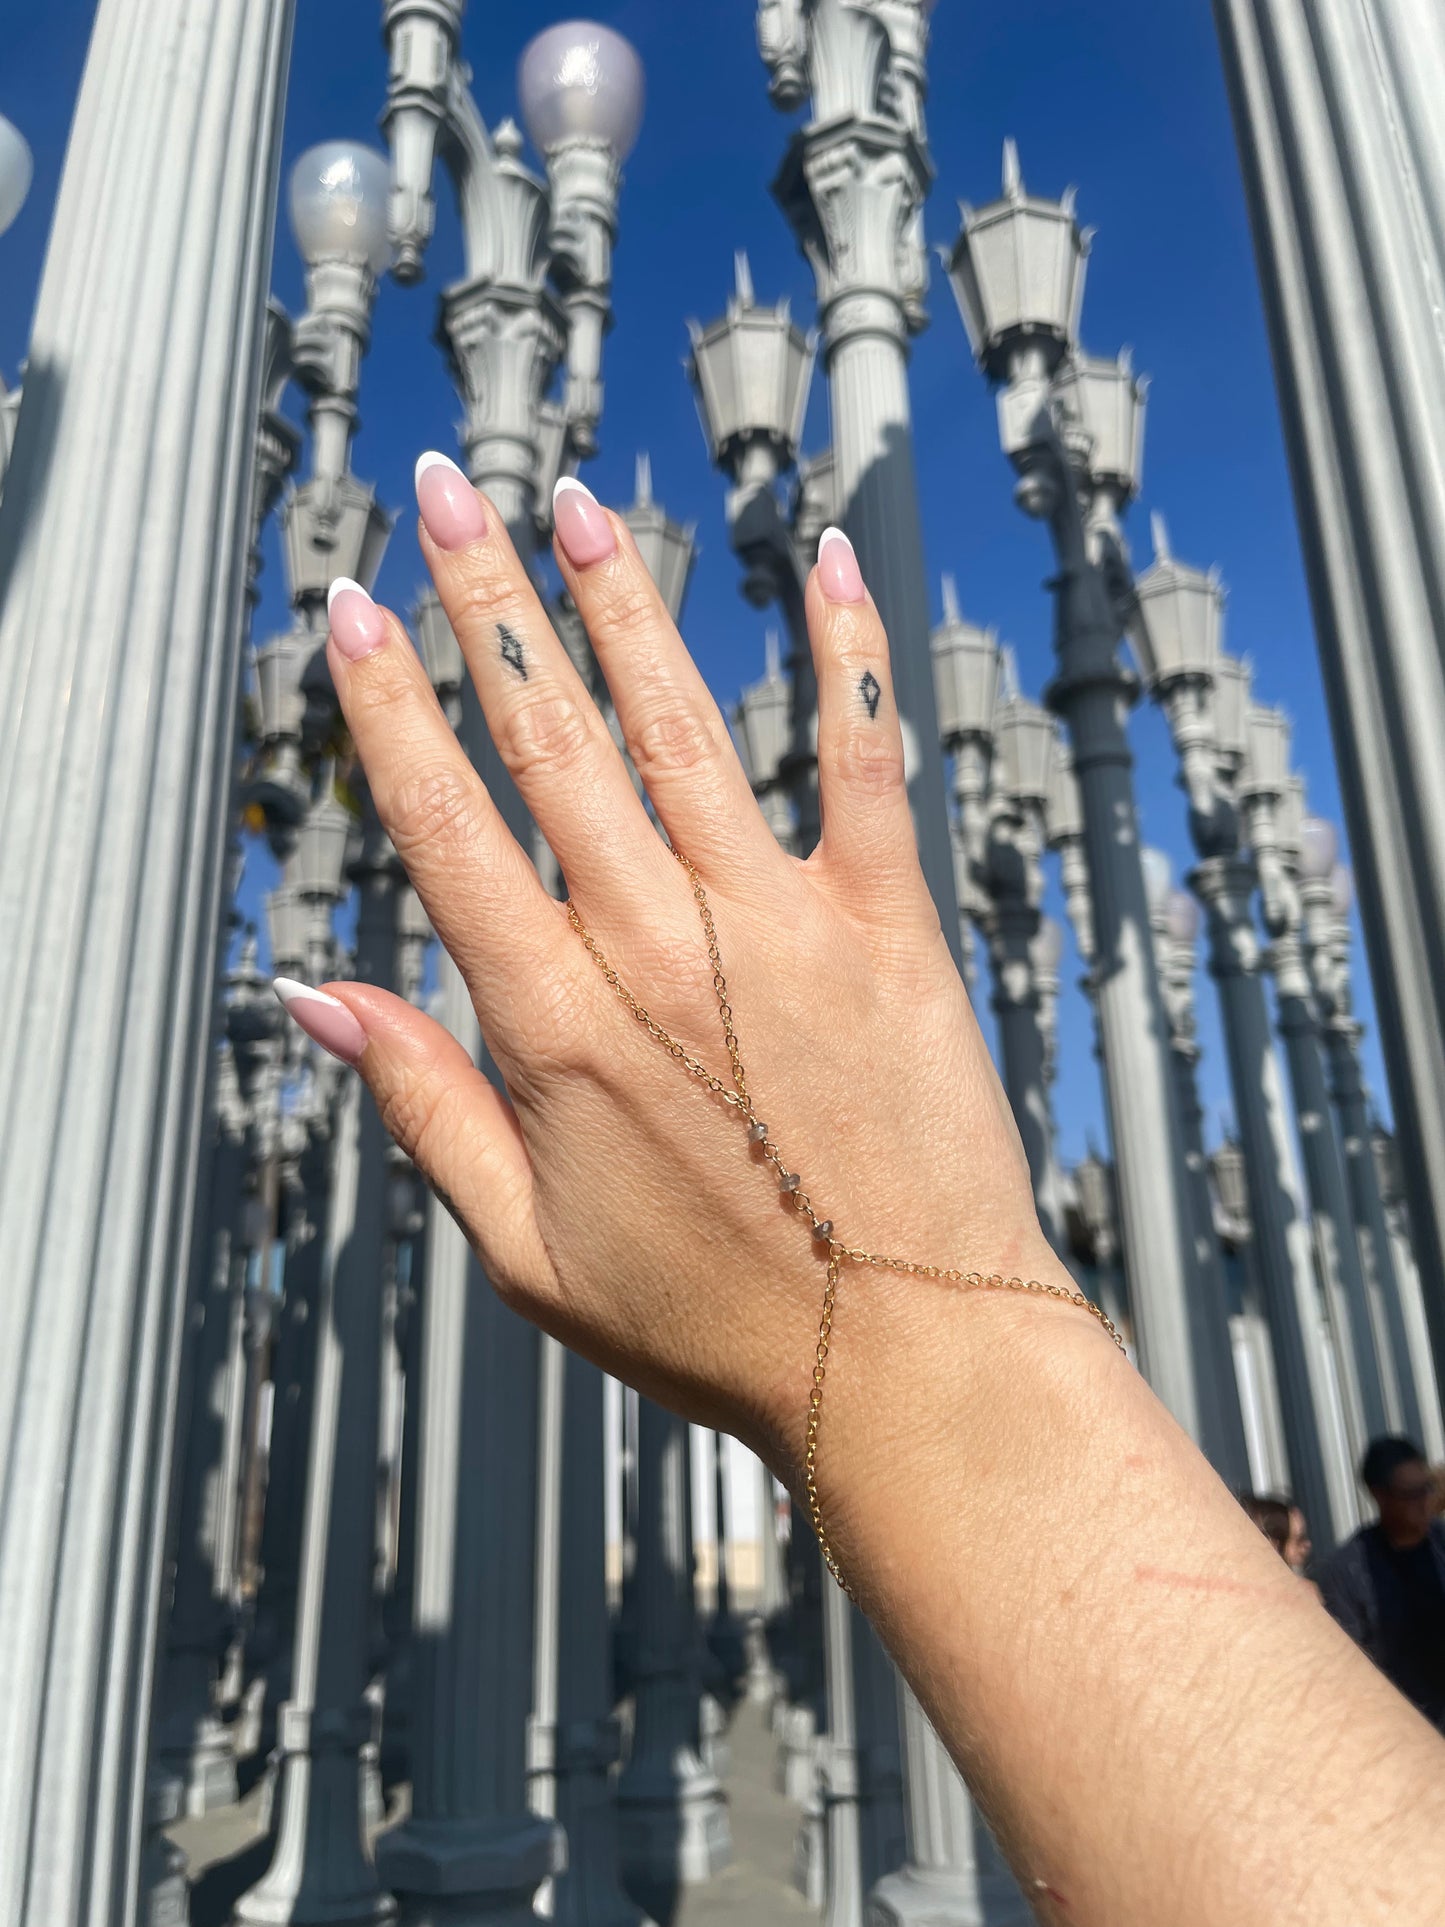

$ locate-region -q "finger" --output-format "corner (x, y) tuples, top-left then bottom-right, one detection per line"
(325, 577), (564, 1032)
(413, 453), (675, 913)
(550, 477), (783, 884)
(806, 528), (928, 910)
(272, 977), (552, 1300)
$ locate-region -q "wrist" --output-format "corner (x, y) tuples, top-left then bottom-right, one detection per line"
(781, 1229), (1123, 1605)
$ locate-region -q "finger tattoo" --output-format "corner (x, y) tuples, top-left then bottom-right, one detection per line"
(498, 623), (528, 680)
(859, 670), (882, 719)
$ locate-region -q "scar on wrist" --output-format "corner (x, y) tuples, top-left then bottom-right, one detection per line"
(1134, 1563), (1274, 1599)
(1031, 1877), (1071, 1910)
(859, 669), (882, 718)
(498, 622), (527, 679)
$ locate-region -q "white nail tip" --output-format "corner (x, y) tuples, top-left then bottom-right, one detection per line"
(327, 577), (367, 615)
(819, 525), (854, 554)
(553, 475), (595, 505)
(415, 449), (466, 489)
(273, 977), (345, 1012)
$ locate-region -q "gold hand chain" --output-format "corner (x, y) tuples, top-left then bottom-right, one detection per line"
(567, 848), (1126, 1595)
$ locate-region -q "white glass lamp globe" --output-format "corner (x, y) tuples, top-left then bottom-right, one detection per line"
(518, 22), (645, 160)
(1296, 814), (1339, 882)
(1329, 863), (1355, 921)
(1166, 889), (1201, 947)
(288, 142), (393, 272)
(0, 114), (33, 237)
(1034, 916), (1065, 974)
(1140, 846), (1172, 919)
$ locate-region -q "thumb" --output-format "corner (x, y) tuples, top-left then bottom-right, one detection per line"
(273, 978), (549, 1298)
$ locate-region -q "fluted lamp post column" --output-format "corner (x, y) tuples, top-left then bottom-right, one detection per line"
(1300, 846), (1441, 1451)
(1212, 0), (1445, 1388)
(931, 577), (1001, 995)
(0, 4), (292, 1917)
(379, 24), (642, 1922)
(948, 147), (1208, 1444)
(763, 0), (962, 956)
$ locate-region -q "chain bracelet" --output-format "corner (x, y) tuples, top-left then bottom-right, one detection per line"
(567, 848), (1126, 1596)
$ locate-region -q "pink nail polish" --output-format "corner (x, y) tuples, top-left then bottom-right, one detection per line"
(817, 526), (866, 604)
(327, 578), (388, 661)
(552, 477), (617, 567)
(416, 450), (489, 551)
(274, 978), (369, 1065)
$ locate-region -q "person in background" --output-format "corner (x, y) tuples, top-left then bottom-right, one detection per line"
(1318, 1437), (1445, 1731)
(1284, 1502), (1312, 1576)
(1239, 1492), (1290, 1561)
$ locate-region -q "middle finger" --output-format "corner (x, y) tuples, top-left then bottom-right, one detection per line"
(414, 451), (676, 914)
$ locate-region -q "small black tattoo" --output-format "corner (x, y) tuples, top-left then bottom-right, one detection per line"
(498, 623), (527, 679)
(859, 670), (882, 719)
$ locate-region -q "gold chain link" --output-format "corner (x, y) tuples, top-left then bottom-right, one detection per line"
(567, 848), (1126, 1596)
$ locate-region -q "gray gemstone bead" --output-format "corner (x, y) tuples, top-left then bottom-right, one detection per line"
(813, 1220), (833, 1240)
(779, 1171), (800, 1192)
(747, 1121), (768, 1143)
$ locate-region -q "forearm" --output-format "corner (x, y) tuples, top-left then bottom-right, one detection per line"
(812, 1252), (1445, 1925)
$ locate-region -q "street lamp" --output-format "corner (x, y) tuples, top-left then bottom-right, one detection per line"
(689, 253), (820, 847)
(1241, 714), (1387, 1506)
(949, 143), (1212, 1454)
(931, 576), (1001, 966)
(733, 631), (798, 853)
(0, 113), (32, 237)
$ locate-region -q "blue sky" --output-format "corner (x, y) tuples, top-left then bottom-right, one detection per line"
(0, 0), (1394, 1164)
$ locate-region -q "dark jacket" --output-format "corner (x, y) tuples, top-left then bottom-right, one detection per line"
(1318, 1518), (1445, 1728)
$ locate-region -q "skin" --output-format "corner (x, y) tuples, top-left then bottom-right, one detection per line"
(314, 474), (1445, 1925)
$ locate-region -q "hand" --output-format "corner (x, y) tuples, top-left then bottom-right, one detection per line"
(289, 458), (1086, 1518)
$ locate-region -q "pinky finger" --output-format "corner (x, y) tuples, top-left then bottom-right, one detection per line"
(273, 978), (553, 1301)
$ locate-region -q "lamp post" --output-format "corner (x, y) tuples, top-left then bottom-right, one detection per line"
(1299, 846), (1443, 1453)
(378, 22), (642, 1921)
(931, 575), (1001, 991)
(0, 111), (33, 494)
(1295, 832), (1425, 1444)
(1128, 502), (1350, 1532)
(689, 254), (820, 849)
(232, 134), (407, 1926)
(1243, 759), (1391, 1463)
(1212, 0), (1445, 1389)
(948, 147), (1208, 1447)
(0, 4), (293, 1916)
(1138, 854), (1252, 1490)
(762, 0), (962, 960)
(1215, 708), (1360, 1542)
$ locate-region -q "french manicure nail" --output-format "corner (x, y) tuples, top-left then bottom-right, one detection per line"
(328, 578), (388, 661)
(817, 526), (866, 604)
(273, 979), (369, 1065)
(416, 450), (489, 551)
(552, 476), (617, 568)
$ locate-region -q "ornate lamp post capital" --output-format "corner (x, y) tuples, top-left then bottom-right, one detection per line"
(622, 453), (698, 625)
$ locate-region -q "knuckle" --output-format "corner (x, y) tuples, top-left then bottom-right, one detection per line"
(582, 574), (659, 651)
(447, 571), (534, 640)
(832, 720), (906, 794)
(378, 1069), (460, 1175)
(386, 762), (488, 863)
(628, 701), (722, 782)
(494, 689), (599, 785)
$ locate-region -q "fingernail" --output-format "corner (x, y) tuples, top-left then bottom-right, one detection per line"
(552, 476), (617, 568)
(328, 578), (387, 661)
(416, 450), (489, 551)
(274, 979), (369, 1064)
(817, 526), (866, 604)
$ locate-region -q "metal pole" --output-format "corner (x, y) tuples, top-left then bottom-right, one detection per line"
(0, 1), (293, 1914)
(1212, 0), (1445, 1388)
